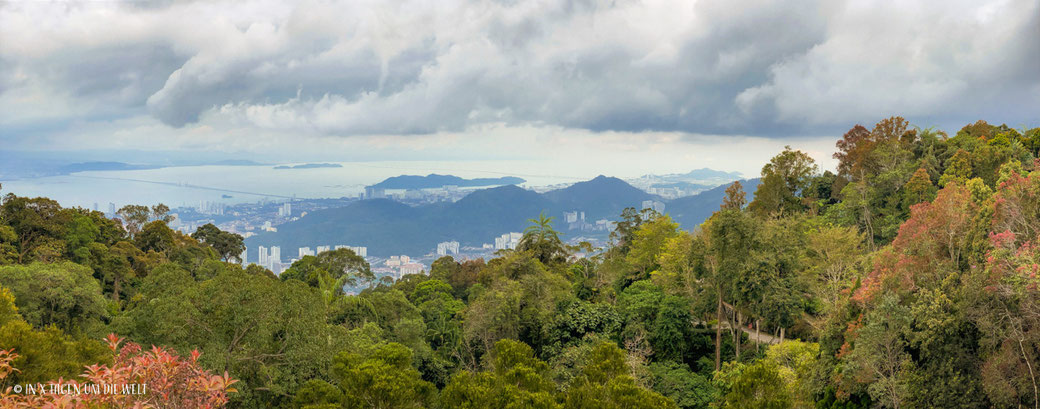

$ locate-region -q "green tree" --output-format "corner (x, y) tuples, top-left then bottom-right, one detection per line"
(0, 262), (108, 336)
(0, 194), (70, 263)
(562, 341), (678, 409)
(939, 149), (972, 187)
(116, 204), (150, 238)
(716, 360), (791, 409)
(325, 342), (436, 409)
(441, 339), (559, 409)
(0, 286), (108, 386)
(902, 167), (936, 209)
(749, 147), (819, 217)
(191, 223), (246, 262)
(518, 213), (568, 265)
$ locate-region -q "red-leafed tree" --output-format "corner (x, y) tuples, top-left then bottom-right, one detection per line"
(0, 334), (237, 408)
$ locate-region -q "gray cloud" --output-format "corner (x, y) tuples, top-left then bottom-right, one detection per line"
(0, 0), (1037, 141)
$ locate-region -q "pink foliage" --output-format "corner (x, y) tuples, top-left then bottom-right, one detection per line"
(0, 334), (237, 409)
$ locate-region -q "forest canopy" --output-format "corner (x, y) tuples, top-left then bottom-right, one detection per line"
(2, 118), (1040, 408)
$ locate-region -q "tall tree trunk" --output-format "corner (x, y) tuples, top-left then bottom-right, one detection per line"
(780, 327), (786, 343)
(715, 293), (722, 371)
(1018, 338), (1039, 409)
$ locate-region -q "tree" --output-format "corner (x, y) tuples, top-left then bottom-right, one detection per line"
(625, 215), (680, 280)
(716, 360), (792, 409)
(697, 208), (756, 370)
(722, 181), (747, 210)
(116, 204), (150, 238)
(192, 223), (246, 262)
(648, 361), (714, 409)
(804, 225), (864, 315)
(1, 333), (237, 408)
(749, 147), (819, 217)
(0, 194), (70, 263)
(0, 262), (108, 337)
(562, 341), (678, 409)
(0, 286), (108, 386)
(441, 339), (559, 409)
(901, 167), (935, 209)
(939, 149), (973, 187)
(518, 213), (568, 265)
(322, 342), (436, 409)
(651, 295), (694, 363)
(611, 207), (660, 255)
(842, 294), (912, 409)
(136, 220), (177, 254)
(151, 203), (173, 223)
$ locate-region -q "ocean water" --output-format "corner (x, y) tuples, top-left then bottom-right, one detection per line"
(0, 160), (600, 209)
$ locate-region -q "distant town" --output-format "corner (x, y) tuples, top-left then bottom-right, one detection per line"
(80, 169), (739, 292)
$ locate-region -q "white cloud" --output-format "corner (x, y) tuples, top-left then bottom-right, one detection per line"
(0, 0), (1036, 149)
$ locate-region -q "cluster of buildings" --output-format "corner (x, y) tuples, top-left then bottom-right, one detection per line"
(196, 200), (227, 216)
(436, 241), (459, 256)
(641, 200), (666, 214)
(256, 246), (286, 274)
(277, 202), (292, 217)
(560, 210), (615, 233)
(297, 244), (367, 258)
(377, 255), (425, 280)
(364, 186), (474, 205)
(253, 244), (369, 275)
(493, 232), (523, 250)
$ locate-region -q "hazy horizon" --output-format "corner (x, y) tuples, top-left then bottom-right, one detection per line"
(3, 0), (1037, 180)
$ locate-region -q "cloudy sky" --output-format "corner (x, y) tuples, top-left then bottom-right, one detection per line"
(1, 0), (1037, 176)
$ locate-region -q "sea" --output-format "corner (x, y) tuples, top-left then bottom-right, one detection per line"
(0, 160), (622, 209)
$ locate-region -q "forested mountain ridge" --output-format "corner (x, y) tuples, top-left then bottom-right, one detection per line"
(247, 174), (751, 258)
(2, 118), (1040, 408)
(247, 176), (666, 257)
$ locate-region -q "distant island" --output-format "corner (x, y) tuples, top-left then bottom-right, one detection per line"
(273, 163), (343, 169)
(368, 174), (526, 190)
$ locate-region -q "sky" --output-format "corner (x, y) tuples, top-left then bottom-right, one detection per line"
(1, 0), (1038, 176)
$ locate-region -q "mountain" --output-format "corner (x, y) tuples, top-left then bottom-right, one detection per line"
(246, 185), (555, 258)
(245, 176), (746, 259)
(542, 175), (658, 219)
(666, 178), (761, 231)
(674, 168), (743, 180)
(369, 174), (526, 189)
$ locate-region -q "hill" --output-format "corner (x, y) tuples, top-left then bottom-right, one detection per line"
(369, 174), (526, 189)
(245, 176), (744, 259)
(542, 175), (658, 219)
(667, 178), (761, 231)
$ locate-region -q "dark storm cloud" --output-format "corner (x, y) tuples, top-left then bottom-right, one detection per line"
(1, 0), (1037, 139)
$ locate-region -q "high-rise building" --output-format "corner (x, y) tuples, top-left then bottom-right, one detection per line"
(259, 246), (268, 266)
(641, 200), (665, 215)
(334, 245), (367, 257)
(494, 232), (523, 250)
(108, 203), (116, 216)
(239, 248), (247, 266)
(364, 187), (386, 199)
(278, 202), (292, 217)
(298, 247), (315, 258)
(437, 241), (460, 256)
(316, 245), (330, 254)
(270, 246), (281, 265)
